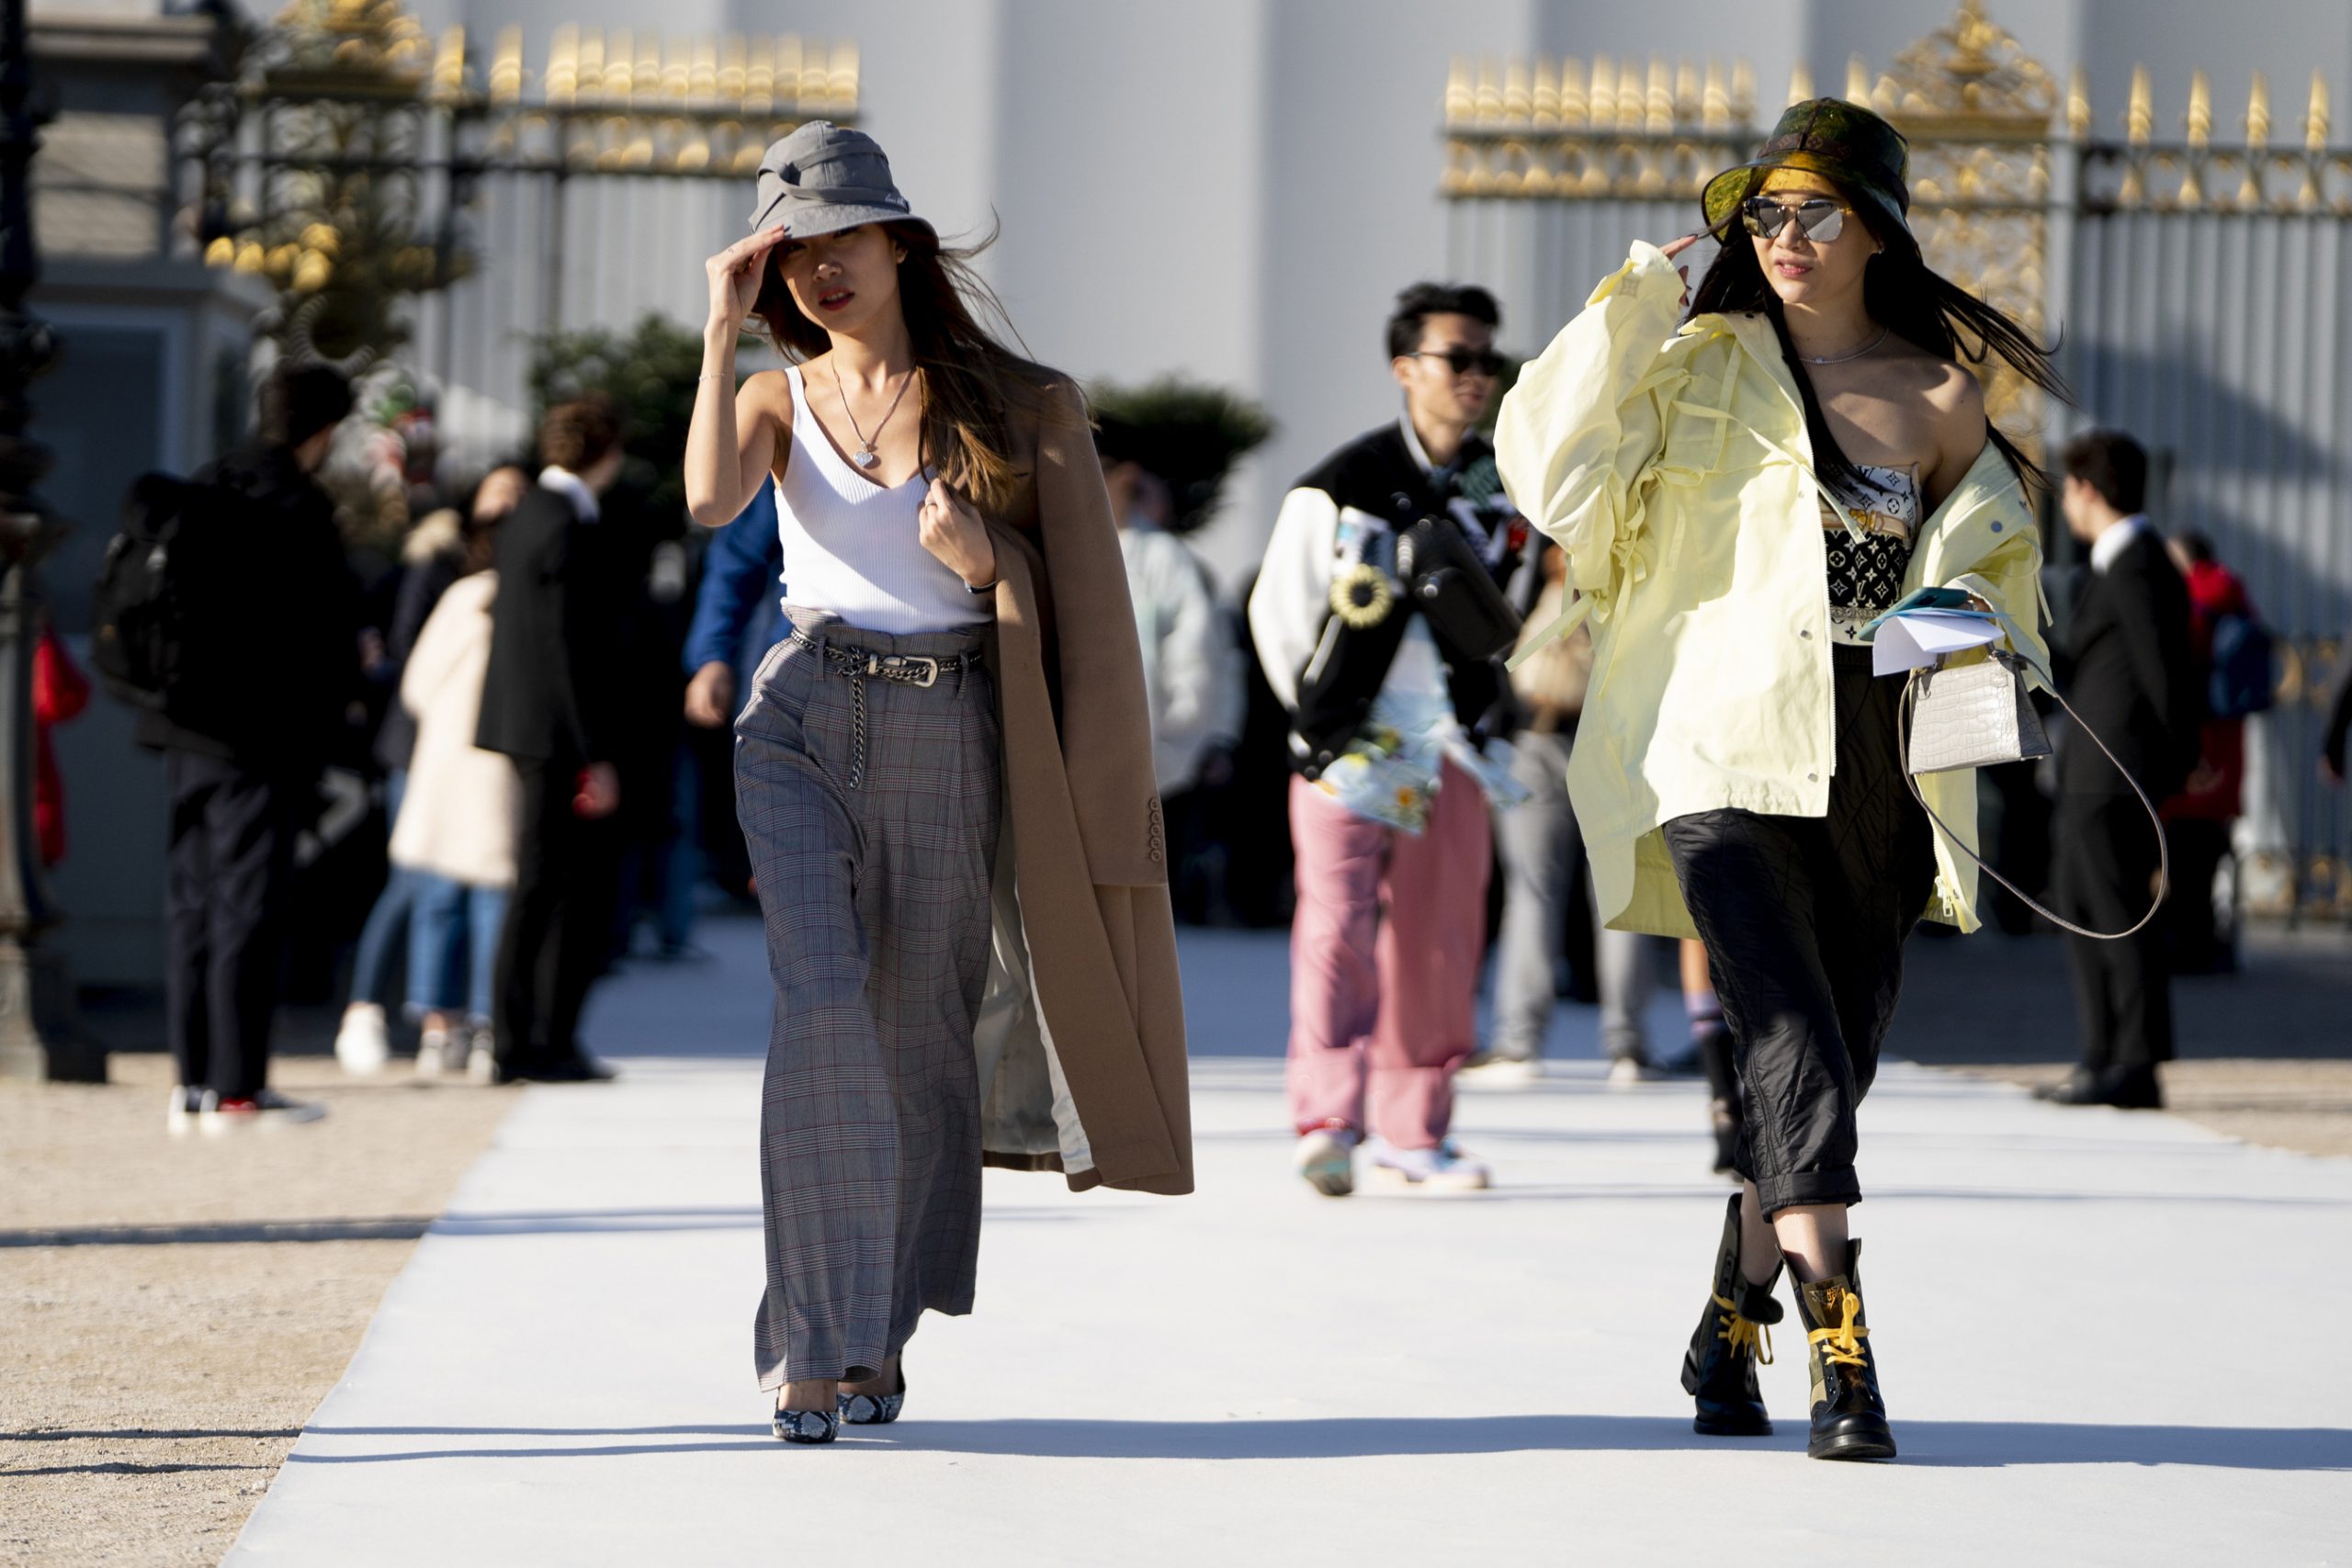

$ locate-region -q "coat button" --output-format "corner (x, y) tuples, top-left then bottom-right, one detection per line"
(1990, 521), (2004, 533)
(1807, 772), (1819, 783)
(1800, 628), (1813, 639)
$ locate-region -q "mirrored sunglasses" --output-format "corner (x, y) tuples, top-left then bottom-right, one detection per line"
(1740, 197), (1849, 243)
(1414, 347), (1507, 377)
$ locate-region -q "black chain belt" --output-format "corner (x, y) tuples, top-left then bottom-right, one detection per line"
(788, 627), (982, 790)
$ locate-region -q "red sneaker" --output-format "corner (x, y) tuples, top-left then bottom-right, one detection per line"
(198, 1088), (327, 1134)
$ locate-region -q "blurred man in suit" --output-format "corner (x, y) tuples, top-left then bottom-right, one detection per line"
(476, 396), (632, 1082)
(2041, 431), (2203, 1110)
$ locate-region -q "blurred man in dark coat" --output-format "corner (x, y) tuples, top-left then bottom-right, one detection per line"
(2042, 432), (2204, 1110)
(145, 363), (362, 1132)
(476, 396), (632, 1081)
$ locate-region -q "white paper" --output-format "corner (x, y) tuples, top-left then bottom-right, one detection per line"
(1870, 609), (2003, 676)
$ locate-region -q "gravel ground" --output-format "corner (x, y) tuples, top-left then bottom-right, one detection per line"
(1955, 1058), (2352, 1156)
(1, 1052), (514, 1568)
(6, 951), (2344, 1566)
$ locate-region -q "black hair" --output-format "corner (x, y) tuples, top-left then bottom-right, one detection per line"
(2173, 529), (2215, 564)
(1688, 180), (2068, 502)
(257, 363), (354, 449)
(2060, 429), (2150, 514)
(1386, 283), (1500, 361)
(751, 218), (1057, 518)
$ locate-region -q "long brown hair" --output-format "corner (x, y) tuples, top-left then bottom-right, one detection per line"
(1688, 177), (2068, 502)
(752, 220), (1057, 514)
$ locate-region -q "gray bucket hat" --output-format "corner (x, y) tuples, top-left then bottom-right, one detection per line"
(748, 121), (933, 243)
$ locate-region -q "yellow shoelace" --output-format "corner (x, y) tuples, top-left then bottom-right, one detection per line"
(1712, 1293), (1773, 1364)
(1807, 1289), (1870, 1369)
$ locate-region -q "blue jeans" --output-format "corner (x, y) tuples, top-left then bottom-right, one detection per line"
(349, 773), (411, 1008)
(407, 873), (510, 1021)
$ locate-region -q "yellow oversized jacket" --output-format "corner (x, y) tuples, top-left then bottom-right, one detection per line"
(1495, 241), (2050, 938)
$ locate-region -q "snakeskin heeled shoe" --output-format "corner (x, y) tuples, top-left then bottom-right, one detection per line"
(839, 1365), (906, 1426)
(773, 1404), (841, 1445)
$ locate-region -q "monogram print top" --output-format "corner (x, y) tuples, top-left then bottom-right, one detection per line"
(1822, 463), (1921, 645)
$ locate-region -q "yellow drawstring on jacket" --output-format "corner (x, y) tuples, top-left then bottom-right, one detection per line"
(1712, 1293), (1773, 1364)
(1808, 1289), (1869, 1368)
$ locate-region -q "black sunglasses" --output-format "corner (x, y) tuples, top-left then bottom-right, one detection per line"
(1412, 347), (1507, 378)
(1740, 196), (1849, 243)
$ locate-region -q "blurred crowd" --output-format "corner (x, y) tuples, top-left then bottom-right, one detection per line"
(92, 346), (2351, 1139)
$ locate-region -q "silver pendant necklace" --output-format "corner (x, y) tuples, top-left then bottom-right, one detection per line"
(1799, 325), (1891, 366)
(831, 361), (915, 469)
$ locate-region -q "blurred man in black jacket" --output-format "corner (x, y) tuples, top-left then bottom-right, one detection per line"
(147, 364), (361, 1133)
(2042, 432), (2204, 1110)
(476, 397), (631, 1082)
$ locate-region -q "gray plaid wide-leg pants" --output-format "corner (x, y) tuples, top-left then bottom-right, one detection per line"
(734, 611), (1001, 1391)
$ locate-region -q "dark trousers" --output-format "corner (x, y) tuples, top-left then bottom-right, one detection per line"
(2164, 817), (2233, 970)
(493, 759), (621, 1070)
(1661, 649), (1936, 1217)
(2057, 795), (2175, 1071)
(164, 750), (304, 1098)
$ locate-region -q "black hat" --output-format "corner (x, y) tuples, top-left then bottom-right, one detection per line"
(1702, 97), (1912, 241)
(262, 363), (355, 448)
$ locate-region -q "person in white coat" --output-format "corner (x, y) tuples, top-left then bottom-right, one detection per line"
(1102, 448), (1244, 801)
(390, 569), (522, 1080)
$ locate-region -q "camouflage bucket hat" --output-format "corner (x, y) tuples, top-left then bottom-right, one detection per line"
(1701, 97), (1912, 241)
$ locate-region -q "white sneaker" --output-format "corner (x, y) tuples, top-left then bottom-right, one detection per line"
(465, 1027), (499, 1085)
(1607, 1055), (1653, 1088)
(166, 1087), (200, 1137)
(1365, 1137), (1492, 1192)
(1294, 1128), (1358, 1197)
(198, 1088), (328, 1135)
(334, 1004), (390, 1077)
(1458, 1055), (1542, 1089)
(414, 1022), (455, 1077)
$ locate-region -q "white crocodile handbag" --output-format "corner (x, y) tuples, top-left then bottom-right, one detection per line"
(1899, 647), (2166, 942)
(1905, 649), (2052, 774)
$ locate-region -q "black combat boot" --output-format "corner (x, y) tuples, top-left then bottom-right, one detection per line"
(1679, 1192), (1782, 1436)
(1792, 1242), (1897, 1461)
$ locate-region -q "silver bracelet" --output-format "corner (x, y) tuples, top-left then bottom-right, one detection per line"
(964, 577), (999, 595)
(698, 371), (733, 381)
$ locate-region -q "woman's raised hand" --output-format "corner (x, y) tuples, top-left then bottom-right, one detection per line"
(1657, 232), (1703, 306)
(707, 228), (788, 334)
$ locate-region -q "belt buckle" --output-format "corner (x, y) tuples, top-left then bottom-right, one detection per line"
(876, 654), (938, 688)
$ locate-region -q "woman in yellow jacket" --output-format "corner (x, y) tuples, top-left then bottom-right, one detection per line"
(1496, 100), (2062, 1462)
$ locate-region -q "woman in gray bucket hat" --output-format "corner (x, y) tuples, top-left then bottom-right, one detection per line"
(684, 123), (1193, 1446)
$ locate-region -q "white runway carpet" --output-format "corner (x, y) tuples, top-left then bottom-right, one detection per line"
(226, 919), (2352, 1565)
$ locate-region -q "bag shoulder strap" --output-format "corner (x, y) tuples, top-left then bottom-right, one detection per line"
(1900, 653), (2171, 942)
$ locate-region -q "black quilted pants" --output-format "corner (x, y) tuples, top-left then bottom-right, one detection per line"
(1662, 646), (1936, 1217)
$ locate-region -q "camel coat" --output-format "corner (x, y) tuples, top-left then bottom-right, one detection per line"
(967, 379), (1194, 1197)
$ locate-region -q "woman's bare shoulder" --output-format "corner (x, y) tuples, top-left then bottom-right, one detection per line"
(1905, 355), (1989, 488)
(738, 364), (800, 400)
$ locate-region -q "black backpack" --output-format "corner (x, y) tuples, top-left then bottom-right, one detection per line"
(91, 472), (203, 709)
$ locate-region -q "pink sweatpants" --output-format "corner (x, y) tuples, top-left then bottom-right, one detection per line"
(1286, 759), (1492, 1150)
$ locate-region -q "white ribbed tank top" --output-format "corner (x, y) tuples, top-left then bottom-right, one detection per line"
(773, 364), (989, 635)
